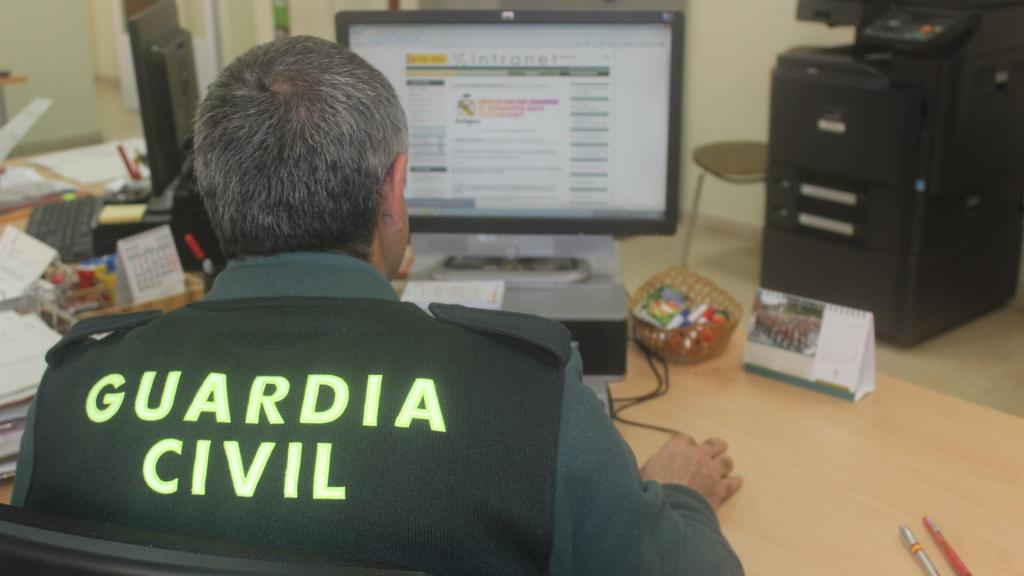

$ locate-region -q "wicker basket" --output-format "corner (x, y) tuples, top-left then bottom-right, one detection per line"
(630, 267), (743, 363)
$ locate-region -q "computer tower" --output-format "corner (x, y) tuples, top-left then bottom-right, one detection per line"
(763, 1), (1024, 345)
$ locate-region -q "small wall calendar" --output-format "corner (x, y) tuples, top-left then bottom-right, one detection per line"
(115, 225), (185, 305)
(742, 288), (875, 401)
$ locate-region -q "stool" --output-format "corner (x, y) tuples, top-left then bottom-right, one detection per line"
(682, 141), (768, 266)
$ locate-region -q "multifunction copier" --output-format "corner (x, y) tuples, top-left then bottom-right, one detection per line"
(763, 0), (1024, 344)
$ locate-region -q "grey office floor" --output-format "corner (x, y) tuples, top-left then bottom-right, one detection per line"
(93, 80), (1024, 417)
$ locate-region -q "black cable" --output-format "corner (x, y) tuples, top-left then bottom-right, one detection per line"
(610, 335), (681, 436)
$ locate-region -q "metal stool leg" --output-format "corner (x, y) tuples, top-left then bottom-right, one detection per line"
(682, 170), (706, 267)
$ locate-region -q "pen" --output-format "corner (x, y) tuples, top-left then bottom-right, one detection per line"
(923, 516), (971, 576)
(183, 233), (215, 277)
(900, 524), (941, 576)
(117, 144), (140, 180)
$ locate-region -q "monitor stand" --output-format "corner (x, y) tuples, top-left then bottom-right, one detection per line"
(409, 234), (628, 413)
(411, 234), (616, 286)
(434, 255), (590, 285)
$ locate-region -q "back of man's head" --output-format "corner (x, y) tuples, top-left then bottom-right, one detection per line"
(193, 35), (407, 260)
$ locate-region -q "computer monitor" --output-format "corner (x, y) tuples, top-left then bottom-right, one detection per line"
(128, 0), (199, 199)
(337, 10), (683, 239)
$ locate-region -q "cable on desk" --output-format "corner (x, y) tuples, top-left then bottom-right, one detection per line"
(610, 336), (681, 436)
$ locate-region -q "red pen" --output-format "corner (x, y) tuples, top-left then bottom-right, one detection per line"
(184, 233), (216, 277)
(117, 144), (140, 180)
(923, 516), (972, 576)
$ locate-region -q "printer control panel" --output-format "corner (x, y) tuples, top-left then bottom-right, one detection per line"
(861, 9), (970, 48)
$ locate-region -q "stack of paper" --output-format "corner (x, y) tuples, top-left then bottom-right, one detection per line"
(0, 311), (62, 478)
(0, 166), (74, 212)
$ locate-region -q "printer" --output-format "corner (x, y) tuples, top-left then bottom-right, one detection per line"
(763, 0), (1024, 344)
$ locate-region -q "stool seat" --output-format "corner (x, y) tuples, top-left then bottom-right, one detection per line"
(693, 141), (768, 183)
(683, 140), (768, 266)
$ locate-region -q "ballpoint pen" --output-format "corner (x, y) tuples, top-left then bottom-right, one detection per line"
(900, 524), (941, 576)
(923, 516), (972, 576)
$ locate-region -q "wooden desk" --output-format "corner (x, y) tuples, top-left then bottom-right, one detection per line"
(2, 337), (1021, 574)
(613, 338), (1023, 575)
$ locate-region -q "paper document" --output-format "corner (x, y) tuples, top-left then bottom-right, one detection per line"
(29, 137), (146, 184)
(0, 98), (52, 161)
(402, 280), (505, 311)
(0, 225), (57, 301)
(0, 166), (73, 211)
(0, 311), (61, 405)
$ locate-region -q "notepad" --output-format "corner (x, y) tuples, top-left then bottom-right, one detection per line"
(742, 288), (875, 401)
(98, 203), (147, 225)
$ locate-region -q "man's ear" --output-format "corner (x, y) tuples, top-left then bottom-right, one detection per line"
(381, 153), (409, 224)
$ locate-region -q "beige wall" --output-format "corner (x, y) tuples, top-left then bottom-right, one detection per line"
(684, 0), (852, 227)
(0, 0), (102, 153)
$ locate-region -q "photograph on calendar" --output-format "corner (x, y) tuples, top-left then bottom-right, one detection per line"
(749, 290), (824, 357)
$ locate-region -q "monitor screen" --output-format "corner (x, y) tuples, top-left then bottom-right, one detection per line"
(337, 11), (683, 236)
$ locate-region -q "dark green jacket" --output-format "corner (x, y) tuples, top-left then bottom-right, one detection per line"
(14, 252), (743, 575)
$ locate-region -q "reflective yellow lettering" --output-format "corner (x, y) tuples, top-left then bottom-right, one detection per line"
(142, 438), (182, 495)
(312, 443), (345, 500)
(284, 442), (302, 499)
(299, 374), (349, 424)
(245, 375), (289, 425)
(183, 372), (231, 423)
(192, 439), (211, 496)
(363, 374), (382, 427)
(135, 371), (180, 421)
(224, 441), (275, 498)
(86, 373), (126, 423)
(394, 378), (446, 432)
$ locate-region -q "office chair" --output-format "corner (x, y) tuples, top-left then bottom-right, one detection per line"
(681, 141), (768, 266)
(0, 504), (431, 576)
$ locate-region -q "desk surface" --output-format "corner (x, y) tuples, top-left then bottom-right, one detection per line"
(2, 337), (1021, 574)
(613, 337), (1023, 575)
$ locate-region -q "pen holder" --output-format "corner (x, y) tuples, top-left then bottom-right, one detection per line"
(630, 266), (743, 363)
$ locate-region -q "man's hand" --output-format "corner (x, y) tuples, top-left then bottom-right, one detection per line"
(640, 433), (743, 510)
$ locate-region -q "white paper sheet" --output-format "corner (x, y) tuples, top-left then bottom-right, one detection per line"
(28, 137), (146, 184)
(0, 98), (52, 161)
(402, 280), (505, 311)
(0, 311), (61, 405)
(0, 225), (57, 301)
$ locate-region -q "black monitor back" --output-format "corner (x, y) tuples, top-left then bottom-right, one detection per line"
(128, 0), (199, 198)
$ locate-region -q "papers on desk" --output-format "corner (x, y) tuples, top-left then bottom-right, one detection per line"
(0, 311), (59, 471)
(0, 311), (61, 408)
(402, 280), (505, 311)
(743, 288), (875, 401)
(0, 225), (57, 302)
(0, 165), (74, 212)
(29, 136), (146, 184)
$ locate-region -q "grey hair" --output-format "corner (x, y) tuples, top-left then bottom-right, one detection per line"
(192, 35), (408, 259)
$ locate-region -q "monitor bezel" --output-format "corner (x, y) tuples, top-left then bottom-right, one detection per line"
(336, 10), (684, 236)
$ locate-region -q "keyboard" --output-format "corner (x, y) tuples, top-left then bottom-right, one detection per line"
(25, 197), (105, 261)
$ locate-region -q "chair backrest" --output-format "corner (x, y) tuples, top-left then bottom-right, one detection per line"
(0, 504), (432, 576)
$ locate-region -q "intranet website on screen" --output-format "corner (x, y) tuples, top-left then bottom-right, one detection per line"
(352, 24), (671, 219)
(402, 48), (617, 216)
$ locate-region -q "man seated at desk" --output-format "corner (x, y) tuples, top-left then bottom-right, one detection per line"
(12, 36), (743, 575)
